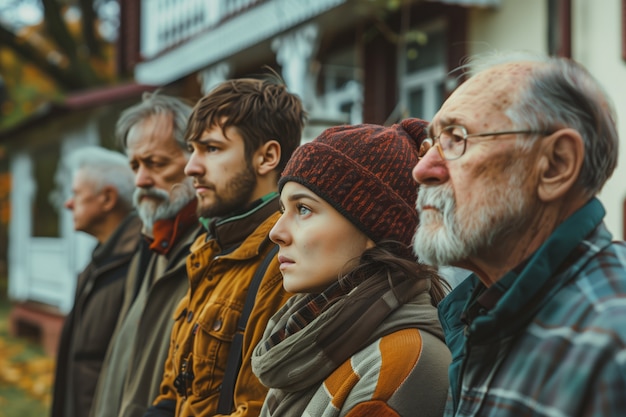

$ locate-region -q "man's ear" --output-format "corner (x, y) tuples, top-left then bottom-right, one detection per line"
(537, 128), (584, 202)
(100, 186), (119, 212)
(255, 140), (281, 175)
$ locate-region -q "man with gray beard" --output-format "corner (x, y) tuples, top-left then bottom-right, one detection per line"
(406, 50), (626, 416)
(89, 92), (203, 417)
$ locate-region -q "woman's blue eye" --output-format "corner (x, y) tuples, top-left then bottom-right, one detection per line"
(297, 204), (311, 215)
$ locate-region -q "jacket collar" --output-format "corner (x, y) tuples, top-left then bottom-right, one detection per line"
(92, 213), (143, 264)
(205, 192), (279, 253)
(149, 199), (198, 255)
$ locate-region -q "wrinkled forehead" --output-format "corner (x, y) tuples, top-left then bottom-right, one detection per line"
(126, 114), (174, 149)
(434, 62), (534, 127)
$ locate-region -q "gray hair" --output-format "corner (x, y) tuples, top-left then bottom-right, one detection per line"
(115, 91), (193, 152)
(66, 146), (135, 209)
(464, 50), (618, 197)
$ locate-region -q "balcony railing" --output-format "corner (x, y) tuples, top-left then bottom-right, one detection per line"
(140, 0), (264, 59)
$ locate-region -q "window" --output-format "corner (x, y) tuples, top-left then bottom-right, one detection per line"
(318, 48), (363, 125)
(32, 144), (60, 237)
(400, 23), (447, 121)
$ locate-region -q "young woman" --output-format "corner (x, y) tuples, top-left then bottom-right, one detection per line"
(251, 119), (451, 417)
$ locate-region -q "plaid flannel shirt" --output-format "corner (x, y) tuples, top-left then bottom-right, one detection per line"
(439, 198), (626, 417)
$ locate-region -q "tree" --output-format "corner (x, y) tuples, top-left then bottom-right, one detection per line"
(0, 0), (118, 90)
(0, 0), (119, 131)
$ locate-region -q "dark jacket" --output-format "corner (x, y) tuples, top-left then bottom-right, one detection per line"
(51, 214), (143, 417)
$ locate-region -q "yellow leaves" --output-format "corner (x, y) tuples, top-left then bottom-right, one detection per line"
(0, 315), (54, 408)
(0, 13), (118, 131)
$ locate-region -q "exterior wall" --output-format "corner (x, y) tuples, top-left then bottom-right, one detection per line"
(8, 123), (99, 313)
(464, 0), (626, 239)
(467, 0), (547, 55)
(135, 0), (346, 86)
(571, 0), (626, 239)
(131, 0), (626, 237)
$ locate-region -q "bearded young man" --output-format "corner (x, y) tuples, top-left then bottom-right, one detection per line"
(408, 51), (626, 417)
(143, 78), (306, 417)
(89, 93), (203, 417)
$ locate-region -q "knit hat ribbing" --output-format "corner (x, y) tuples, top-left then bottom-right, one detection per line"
(279, 118), (428, 247)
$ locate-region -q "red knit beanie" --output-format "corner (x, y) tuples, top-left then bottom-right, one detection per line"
(279, 118), (428, 247)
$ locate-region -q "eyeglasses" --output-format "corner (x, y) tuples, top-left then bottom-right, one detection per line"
(418, 125), (552, 161)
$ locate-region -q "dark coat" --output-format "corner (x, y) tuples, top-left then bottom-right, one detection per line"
(51, 214), (143, 417)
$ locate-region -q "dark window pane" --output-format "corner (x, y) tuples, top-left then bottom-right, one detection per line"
(406, 30), (446, 73)
(436, 80), (445, 108)
(32, 144), (60, 237)
(409, 88), (424, 118)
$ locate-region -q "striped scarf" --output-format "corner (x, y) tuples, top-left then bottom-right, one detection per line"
(251, 273), (441, 416)
(262, 276), (362, 351)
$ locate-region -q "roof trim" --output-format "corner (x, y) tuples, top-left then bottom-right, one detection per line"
(61, 83), (155, 109)
(429, 0), (501, 6)
(0, 83), (154, 140)
(134, 0), (346, 85)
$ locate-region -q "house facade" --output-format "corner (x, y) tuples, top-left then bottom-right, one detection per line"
(128, 0), (626, 238)
(4, 0), (626, 352)
(2, 84), (152, 354)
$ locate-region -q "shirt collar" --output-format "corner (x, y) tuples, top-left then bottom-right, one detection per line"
(466, 198), (605, 339)
(205, 192), (279, 253)
(149, 199), (198, 255)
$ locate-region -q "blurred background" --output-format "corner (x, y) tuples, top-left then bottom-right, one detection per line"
(0, 0), (626, 415)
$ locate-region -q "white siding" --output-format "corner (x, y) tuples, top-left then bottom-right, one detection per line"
(572, 0), (626, 239)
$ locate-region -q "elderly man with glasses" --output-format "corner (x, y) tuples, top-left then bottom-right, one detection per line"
(406, 50), (626, 417)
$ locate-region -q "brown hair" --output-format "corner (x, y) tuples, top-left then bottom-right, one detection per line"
(345, 241), (450, 306)
(185, 78), (307, 174)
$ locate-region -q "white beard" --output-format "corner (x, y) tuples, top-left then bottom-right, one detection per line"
(134, 177), (196, 235)
(413, 172), (528, 267)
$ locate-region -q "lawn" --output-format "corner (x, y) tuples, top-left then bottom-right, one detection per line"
(0, 281), (53, 417)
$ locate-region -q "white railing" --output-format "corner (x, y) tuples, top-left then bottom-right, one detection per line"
(141, 0), (262, 59)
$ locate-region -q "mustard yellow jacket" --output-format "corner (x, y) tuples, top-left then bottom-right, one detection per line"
(152, 203), (289, 417)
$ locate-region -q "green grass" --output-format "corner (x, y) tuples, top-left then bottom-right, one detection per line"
(0, 278), (52, 417)
(0, 387), (48, 417)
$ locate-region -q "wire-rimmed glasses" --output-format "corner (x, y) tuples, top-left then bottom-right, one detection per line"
(418, 125), (552, 160)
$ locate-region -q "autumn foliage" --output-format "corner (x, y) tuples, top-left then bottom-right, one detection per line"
(0, 2), (118, 132)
